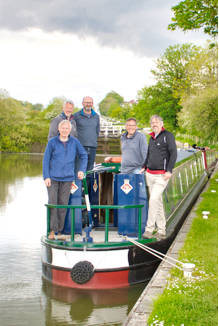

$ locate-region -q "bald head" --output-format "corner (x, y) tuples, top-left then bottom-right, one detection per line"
(82, 96), (93, 113)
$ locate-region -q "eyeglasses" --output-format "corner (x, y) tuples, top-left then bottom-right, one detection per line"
(126, 124), (137, 127)
(83, 102), (93, 104)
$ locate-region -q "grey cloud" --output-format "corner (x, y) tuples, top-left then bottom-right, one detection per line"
(0, 0), (206, 57)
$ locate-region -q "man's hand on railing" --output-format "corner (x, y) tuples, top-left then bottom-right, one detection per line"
(78, 171), (84, 180)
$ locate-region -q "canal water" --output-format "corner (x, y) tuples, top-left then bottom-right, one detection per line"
(0, 153), (147, 326)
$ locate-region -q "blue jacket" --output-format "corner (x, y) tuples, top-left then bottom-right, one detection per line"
(43, 135), (88, 182)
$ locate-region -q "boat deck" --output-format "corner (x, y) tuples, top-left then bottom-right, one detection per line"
(52, 228), (140, 243)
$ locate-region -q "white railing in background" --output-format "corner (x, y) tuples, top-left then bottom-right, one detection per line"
(99, 116), (123, 135)
(101, 125), (123, 135)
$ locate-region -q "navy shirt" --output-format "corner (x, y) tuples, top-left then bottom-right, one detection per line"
(73, 109), (100, 147)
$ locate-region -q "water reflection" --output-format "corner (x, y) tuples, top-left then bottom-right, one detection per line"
(41, 279), (146, 326)
(0, 153), (43, 209)
(0, 153), (146, 326)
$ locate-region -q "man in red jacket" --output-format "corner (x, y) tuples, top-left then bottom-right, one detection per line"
(141, 115), (177, 240)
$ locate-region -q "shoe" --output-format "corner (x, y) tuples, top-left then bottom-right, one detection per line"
(142, 231), (153, 239)
(48, 231), (55, 240)
(155, 232), (166, 240)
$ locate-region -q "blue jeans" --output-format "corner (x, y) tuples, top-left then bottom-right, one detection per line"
(84, 146), (97, 172)
(132, 168), (141, 174)
(74, 146), (97, 192)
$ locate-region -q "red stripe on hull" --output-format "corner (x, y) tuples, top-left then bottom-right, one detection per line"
(52, 269), (130, 289)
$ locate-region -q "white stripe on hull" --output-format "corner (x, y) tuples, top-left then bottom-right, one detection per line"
(43, 247), (130, 270)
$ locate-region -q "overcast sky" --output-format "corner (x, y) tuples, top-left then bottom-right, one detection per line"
(0, 0), (209, 108)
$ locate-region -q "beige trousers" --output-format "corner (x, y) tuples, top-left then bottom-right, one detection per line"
(145, 172), (169, 234)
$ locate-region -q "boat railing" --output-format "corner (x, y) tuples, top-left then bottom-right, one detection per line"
(45, 204), (144, 243)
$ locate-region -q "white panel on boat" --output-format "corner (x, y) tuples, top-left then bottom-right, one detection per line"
(51, 248), (130, 270)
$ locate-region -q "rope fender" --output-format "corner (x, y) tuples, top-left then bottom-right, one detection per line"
(70, 261), (94, 284)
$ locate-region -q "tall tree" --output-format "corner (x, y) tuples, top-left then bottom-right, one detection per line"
(151, 43), (200, 95)
(177, 42), (218, 139)
(98, 91), (124, 116)
(134, 43), (199, 128)
(44, 96), (66, 120)
(168, 0), (218, 46)
(135, 82), (181, 130)
(0, 91), (30, 152)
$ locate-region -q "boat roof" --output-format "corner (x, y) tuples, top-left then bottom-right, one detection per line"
(176, 149), (197, 163)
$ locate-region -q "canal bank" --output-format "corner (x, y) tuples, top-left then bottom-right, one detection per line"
(123, 162), (218, 326)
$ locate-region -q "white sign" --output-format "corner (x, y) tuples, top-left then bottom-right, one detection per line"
(70, 181), (78, 194)
(120, 179), (133, 195)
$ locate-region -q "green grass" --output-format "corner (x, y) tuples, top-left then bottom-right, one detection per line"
(147, 173), (218, 326)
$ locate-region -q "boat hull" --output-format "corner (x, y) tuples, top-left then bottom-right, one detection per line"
(42, 149), (216, 289)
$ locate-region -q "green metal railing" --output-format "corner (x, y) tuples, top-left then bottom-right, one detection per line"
(45, 204), (144, 242)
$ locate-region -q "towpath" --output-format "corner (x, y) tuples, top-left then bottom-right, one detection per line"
(122, 162), (218, 326)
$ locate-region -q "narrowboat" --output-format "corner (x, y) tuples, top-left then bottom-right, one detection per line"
(41, 147), (216, 289)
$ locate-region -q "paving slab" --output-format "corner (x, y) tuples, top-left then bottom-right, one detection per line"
(193, 197), (203, 210)
(181, 224), (192, 232)
(184, 217), (194, 225)
(126, 315), (147, 326)
(189, 212), (197, 218)
(169, 241), (184, 253)
(176, 231), (187, 242)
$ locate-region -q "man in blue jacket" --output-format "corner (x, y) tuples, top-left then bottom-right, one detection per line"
(43, 120), (88, 240)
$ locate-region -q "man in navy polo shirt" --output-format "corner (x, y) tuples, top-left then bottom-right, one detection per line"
(73, 96), (100, 191)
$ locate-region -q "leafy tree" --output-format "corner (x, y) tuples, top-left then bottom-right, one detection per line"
(107, 103), (121, 116)
(168, 0), (218, 46)
(181, 40), (218, 96)
(32, 103), (44, 111)
(0, 88), (10, 99)
(106, 91), (124, 104)
(177, 41), (218, 140)
(44, 96), (66, 120)
(99, 91), (124, 116)
(133, 44), (198, 128)
(0, 95), (31, 152)
(135, 82), (182, 130)
(119, 103), (135, 121)
(177, 87), (218, 140)
(110, 107), (122, 119)
(151, 43), (200, 95)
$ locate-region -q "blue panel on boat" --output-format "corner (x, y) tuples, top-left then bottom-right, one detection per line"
(90, 172), (99, 226)
(116, 174), (148, 236)
(63, 176), (82, 235)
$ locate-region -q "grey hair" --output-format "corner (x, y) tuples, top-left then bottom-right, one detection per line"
(150, 115), (164, 125)
(58, 120), (72, 130)
(63, 100), (74, 108)
(126, 117), (137, 124)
